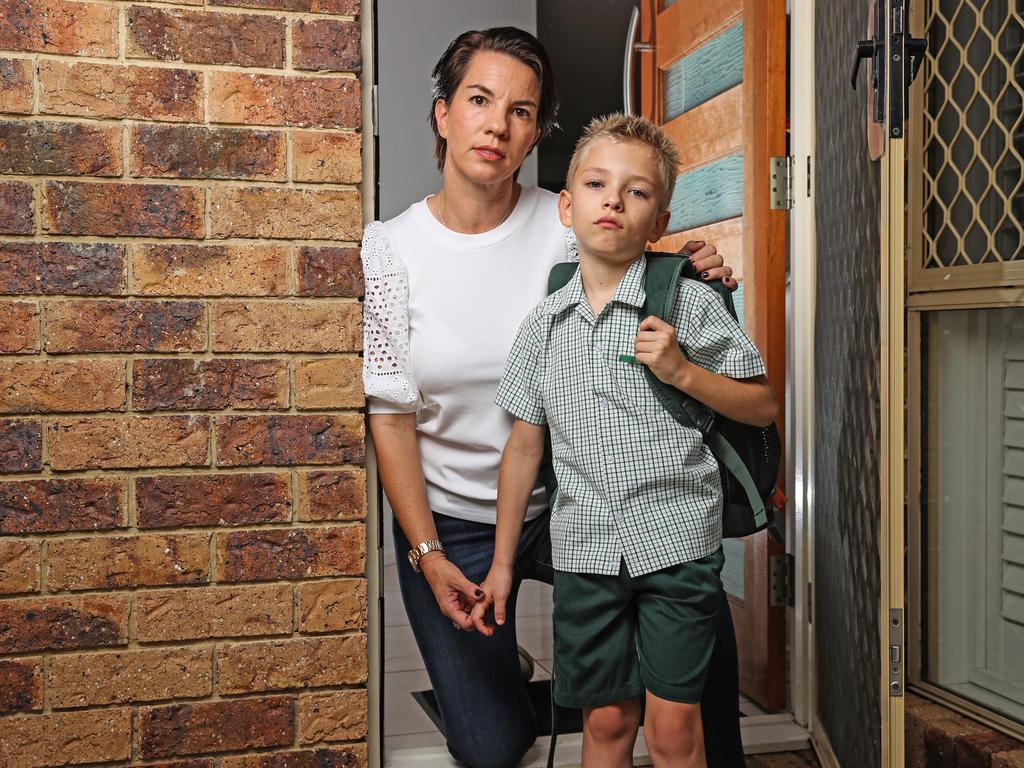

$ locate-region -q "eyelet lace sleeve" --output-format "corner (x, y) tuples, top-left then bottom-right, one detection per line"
(361, 221), (420, 413)
(564, 227), (579, 262)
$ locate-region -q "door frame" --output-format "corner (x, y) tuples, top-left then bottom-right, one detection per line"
(791, 0), (907, 765)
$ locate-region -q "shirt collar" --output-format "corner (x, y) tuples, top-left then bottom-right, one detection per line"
(545, 254), (648, 316)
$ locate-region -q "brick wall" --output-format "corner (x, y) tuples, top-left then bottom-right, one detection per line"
(907, 694), (1024, 768)
(0, 0), (369, 765)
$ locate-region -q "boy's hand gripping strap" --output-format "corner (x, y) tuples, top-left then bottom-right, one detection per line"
(641, 255), (768, 528)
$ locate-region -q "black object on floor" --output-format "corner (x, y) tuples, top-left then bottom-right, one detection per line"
(412, 679), (584, 737)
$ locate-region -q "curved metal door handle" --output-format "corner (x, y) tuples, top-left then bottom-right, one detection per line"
(623, 6), (641, 115)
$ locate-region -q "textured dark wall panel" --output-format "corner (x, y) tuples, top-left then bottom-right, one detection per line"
(814, 1), (882, 765)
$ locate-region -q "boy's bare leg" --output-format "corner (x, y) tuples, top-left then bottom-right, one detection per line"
(581, 697), (642, 768)
(643, 692), (706, 768)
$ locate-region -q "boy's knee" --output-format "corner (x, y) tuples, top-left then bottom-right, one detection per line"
(645, 703), (703, 759)
(585, 702), (641, 744)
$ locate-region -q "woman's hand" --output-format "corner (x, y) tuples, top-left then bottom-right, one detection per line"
(420, 554), (485, 631)
(470, 565), (515, 637)
(635, 315), (691, 389)
(678, 239), (737, 292)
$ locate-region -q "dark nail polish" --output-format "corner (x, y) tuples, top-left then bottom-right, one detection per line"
(475, 589), (484, 598)
(701, 271), (710, 279)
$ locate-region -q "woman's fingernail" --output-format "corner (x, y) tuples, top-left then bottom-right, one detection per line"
(475, 589), (484, 598)
(701, 271), (710, 279)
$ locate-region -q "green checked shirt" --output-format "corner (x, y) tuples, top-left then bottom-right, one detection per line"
(495, 255), (766, 577)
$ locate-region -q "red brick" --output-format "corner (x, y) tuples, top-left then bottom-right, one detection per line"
(39, 60), (203, 122)
(298, 578), (366, 632)
(0, 708), (131, 767)
(135, 583), (292, 642)
(0, 418), (42, 473)
(43, 181), (204, 238)
(209, 186), (360, 239)
(130, 124), (286, 181)
(293, 18), (360, 72)
(0, 180), (34, 234)
(298, 689), (367, 743)
(222, 747), (368, 768)
(48, 533), (209, 591)
(0, 242), (124, 295)
(0, 302), (39, 353)
(0, 657), (42, 714)
(0, 594), (128, 653)
(0, 120), (122, 176)
(209, 72), (359, 128)
(0, 58), (33, 114)
(132, 243), (288, 296)
(136, 472), (291, 529)
(216, 414), (363, 466)
(296, 245), (362, 296)
(294, 356), (363, 409)
(297, 469), (365, 522)
(0, 477), (125, 533)
(141, 696), (294, 759)
(217, 635), (365, 694)
(211, 301), (361, 353)
(127, 6), (285, 67)
(217, 524), (365, 581)
(49, 646), (212, 708)
(0, 540), (40, 594)
(45, 300), (205, 353)
(133, 358), (288, 411)
(137, 762), (215, 768)
(212, 0), (358, 13)
(0, 359), (125, 413)
(0, 0), (118, 56)
(48, 415), (210, 470)
(956, 732), (1024, 768)
(292, 131), (361, 184)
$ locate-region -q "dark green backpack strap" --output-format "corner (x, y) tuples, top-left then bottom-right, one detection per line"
(641, 254), (716, 435)
(705, 430), (769, 528)
(548, 262), (579, 295)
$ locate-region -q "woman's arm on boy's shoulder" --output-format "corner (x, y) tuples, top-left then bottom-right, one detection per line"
(471, 418), (546, 636)
(634, 315), (778, 427)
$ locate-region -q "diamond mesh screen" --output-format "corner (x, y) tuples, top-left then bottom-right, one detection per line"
(922, 0), (1024, 269)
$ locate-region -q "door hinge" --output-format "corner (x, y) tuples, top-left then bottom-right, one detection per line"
(889, 608), (904, 696)
(769, 553), (795, 607)
(769, 156), (793, 210)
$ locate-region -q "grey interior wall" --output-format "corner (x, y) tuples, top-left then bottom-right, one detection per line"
(376, 0), (537, 222)
(814, 1), (882, 765)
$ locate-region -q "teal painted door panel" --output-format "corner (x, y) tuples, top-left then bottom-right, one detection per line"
(662, 22), (744, 122)
(667, 153), (744, 233)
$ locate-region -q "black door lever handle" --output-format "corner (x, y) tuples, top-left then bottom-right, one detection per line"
(851, 38), (880, 89)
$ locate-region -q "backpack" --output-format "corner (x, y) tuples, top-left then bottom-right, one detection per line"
(544, 252), (787, 540)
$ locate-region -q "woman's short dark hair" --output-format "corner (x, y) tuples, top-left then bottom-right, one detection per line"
(429, 26), (559, 171)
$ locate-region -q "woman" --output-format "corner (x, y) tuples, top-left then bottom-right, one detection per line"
(363, 27), (742, 768)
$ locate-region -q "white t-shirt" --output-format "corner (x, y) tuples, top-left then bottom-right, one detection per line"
(361, 186), (576, 524)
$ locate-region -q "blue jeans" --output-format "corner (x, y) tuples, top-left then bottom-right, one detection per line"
(393, 512), (745, 768)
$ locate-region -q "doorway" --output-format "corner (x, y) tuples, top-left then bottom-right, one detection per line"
(370, 1), (814, 764)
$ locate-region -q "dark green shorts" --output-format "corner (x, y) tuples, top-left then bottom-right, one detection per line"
(552, 548), (724, 709)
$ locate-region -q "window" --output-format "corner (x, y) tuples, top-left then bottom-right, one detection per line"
(908, 0), (1024, 735)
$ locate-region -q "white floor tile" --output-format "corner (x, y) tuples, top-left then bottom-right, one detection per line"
(384, 669), (438, 737)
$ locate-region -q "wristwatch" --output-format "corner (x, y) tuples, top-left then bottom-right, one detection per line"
(407, 539), (445, 573)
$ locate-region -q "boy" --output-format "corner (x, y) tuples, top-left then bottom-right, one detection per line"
(472, 114), (777, 768)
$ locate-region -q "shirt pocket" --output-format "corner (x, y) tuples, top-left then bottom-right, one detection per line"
(609, 356), (669, 419)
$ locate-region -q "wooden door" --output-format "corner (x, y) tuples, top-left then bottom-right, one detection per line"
(636, 0), (788, 710)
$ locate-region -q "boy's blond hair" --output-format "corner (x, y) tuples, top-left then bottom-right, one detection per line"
(566, 113), (680, 207)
